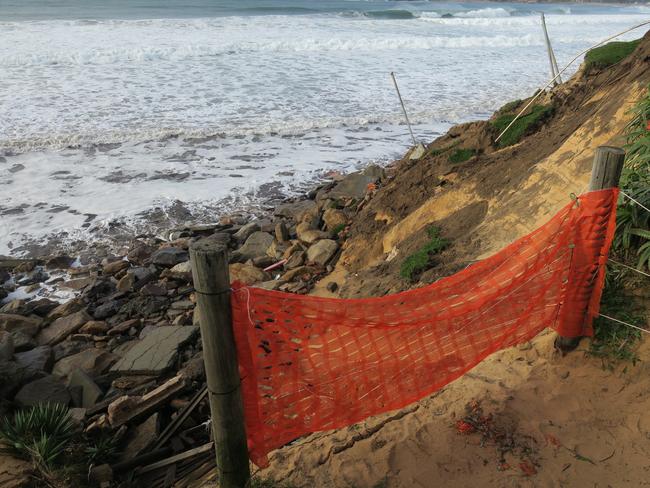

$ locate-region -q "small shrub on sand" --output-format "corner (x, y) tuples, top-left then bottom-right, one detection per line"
(491, 105), (554, 148)
(448, 148), (476, 164)
(585, 39), (641, 72)
(400, 226), (449, 281)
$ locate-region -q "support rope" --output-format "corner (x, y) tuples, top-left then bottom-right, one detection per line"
(496, 20), (650, 143)
(599, 313), (650, 334)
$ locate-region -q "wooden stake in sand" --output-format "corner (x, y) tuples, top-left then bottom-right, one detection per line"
(190, 241), (250, 488)
(555, 146), (625, 353)
(540, 13), (562, 85)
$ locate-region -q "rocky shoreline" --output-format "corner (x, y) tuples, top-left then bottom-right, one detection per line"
(0, 162), (389, 485)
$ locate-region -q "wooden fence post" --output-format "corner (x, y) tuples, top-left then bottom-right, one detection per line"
(189, 241), (250, 488)
(555, 146), (625, 352)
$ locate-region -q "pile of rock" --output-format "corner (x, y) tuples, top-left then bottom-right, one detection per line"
(0, 165), (385, 483)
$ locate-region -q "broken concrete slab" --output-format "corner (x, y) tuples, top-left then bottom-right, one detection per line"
(110, 326), (199, 375)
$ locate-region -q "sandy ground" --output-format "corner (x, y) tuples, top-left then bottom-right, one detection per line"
(258, 331), (650, 487)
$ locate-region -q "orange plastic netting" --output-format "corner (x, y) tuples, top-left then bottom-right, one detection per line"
(231, 188), (619, 467)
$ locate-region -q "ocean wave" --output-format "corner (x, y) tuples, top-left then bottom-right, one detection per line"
(0, 34), (562, 66)
(0, 111), (450, 153)
(455, 7), (513, 18)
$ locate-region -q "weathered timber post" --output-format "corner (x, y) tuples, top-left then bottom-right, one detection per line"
(541, 13), (562, 85)
(189, 241), (250, 487)
(555, 146), (625, 352)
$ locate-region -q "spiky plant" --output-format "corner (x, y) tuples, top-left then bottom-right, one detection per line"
(0, 403), (74, 471)
(616, 84), (650, 270)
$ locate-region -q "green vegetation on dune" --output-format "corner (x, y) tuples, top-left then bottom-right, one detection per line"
(591, 84), (650, 365)
(448, 148), (476, 164)
(400, 226), (449, 282)
(585, 39), (641, 72)
(491, 104), (554, 148)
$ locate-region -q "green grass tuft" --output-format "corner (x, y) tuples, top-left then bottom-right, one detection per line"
(491, 105), (554, 148)
(589, 274), (643, 368)
(0, 404), (74, 471)
(448, 148), (476, 164)
(400, 226), (449, 282)
(585, 39), (641, 72)
(496, 99), (522, 115)
(331, 223), (346, 238)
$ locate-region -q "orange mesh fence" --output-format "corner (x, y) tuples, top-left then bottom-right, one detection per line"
(231, 188), (619, 467)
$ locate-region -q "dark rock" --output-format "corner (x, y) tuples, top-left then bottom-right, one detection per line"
(52, 340), (94, 362)
(83, 278), (117, 302)
(53, 348), (119, 379)
(170, 300), (193, 310)
(151, 247), (188, 267)
(233, 222), (260, 242)
(24, 298), (59, 317)
(139, 282), (168, 296)
(119, 296), (168, 318)
(37, 310), (92, 345)
(275, 221), (290, 242)
(0, 313), (42, 337)
(48, 298), (85, 320)
(14, 345), (54, 374)
(93, 299), (126, 320)
(0, 300), (28, 315)
(68, 369), (103, 408)
(16, 268), (49, 286)
(166, 261), (192, 282)
(0, 361), (31, 397)
(0, 330), (14, 361)
(327, 282), (339, 293)
(103, 260), (129, 275)
(234, 231), (274, 261)
(317, 172), (376, 201)
(274, 200), (317, 221)
(178, 353), (205, 381)
(108, 318), (140, 336)
(15, 375), (71, 406)
(306, 239), (339, 266)
(120, 413), (159, 460)
(127, 266), (158, 290)
(45, 255), (75, 270)
(0, 268), (10, 284)
(203, 232), (231, 246)
(79, 321), (110, 334)
(127, 241), (156, 265)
